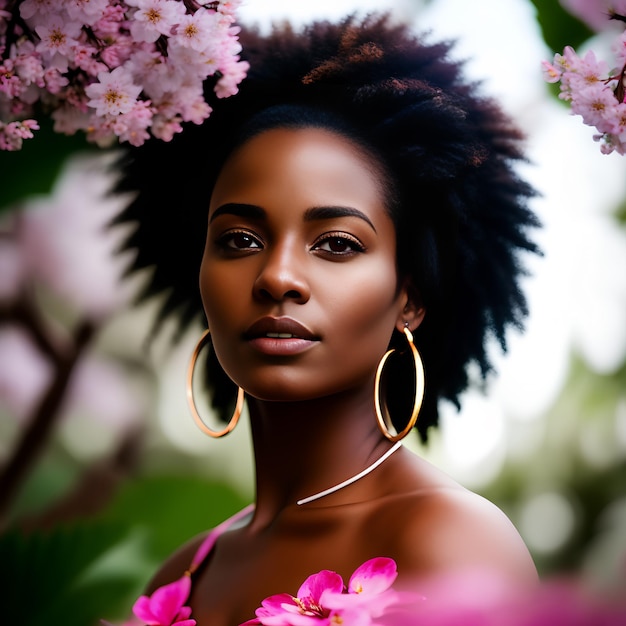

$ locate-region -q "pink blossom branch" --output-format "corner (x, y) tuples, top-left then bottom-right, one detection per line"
(0, 296), (63, 361)
(0, 318), (96, 525)
(0, 0), (248, 150)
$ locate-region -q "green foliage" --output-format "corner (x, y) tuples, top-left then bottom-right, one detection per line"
(0, 473), (249, 625)
(99, 473), (250, 561)
(0, 520), (135, 626)
(0, 117), (96, 213)
(529, 0), (594, 54)
(6, 450), (83, 525)
(616, 196), (626, 224)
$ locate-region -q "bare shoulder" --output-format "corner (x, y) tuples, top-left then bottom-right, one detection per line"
(376, 484), (538, 587)
(143, 533), (207, 594)
(413, 487), (535, 578)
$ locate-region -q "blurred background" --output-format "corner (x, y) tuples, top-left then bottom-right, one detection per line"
(1, 0), (625, 623)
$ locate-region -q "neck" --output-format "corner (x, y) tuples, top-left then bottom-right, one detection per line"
(247, 392), (392, 508)
(248, 387), (375, 449)
(296, 440), (403, 505)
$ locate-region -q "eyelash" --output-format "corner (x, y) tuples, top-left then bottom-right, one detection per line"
(216, 229), (263, 251)
(311, 232), (366, 256)
(215, 230), (366, 256)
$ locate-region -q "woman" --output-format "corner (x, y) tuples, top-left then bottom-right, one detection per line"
(112, 12), (540, 625)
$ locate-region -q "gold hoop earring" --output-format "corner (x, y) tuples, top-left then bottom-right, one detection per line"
(374, 325), (425, 442)
(186, 329), (245, 438)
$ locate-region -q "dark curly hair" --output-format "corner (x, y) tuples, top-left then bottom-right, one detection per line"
(111, 12), (541, 443)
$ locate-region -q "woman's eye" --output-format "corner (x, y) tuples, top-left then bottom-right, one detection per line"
(313, 233), (365, 255)
(219, 231), (262, 250)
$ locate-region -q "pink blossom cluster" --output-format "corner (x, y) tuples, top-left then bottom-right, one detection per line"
(109, 557), (421, 626)
(0, 0), (249, 150)
(542, 5), (626, 155)
(110, 559), (626, 626)
(0, 154), (142, 428)
(241, 557), (417, 626)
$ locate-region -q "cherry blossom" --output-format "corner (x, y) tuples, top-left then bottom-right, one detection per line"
(542, 6), (626, 155)
(34, 16), (83, 61)
(0, 119), (39, 150)
(85, 66), (143, 116)
(127, 0), (186, 44)
(0, 0), (247, 149)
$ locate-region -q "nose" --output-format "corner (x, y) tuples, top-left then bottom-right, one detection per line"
(253, 239), (311, 304)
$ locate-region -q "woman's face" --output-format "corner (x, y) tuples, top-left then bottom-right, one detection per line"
(200, 127), (411, 402)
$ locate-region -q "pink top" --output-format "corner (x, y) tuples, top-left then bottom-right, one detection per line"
(130, 504), (255, 626)
(189, 503), (255, 573)
(128, 503), (414, 626)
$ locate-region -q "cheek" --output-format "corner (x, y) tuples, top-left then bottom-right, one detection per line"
(308, 287), (400, 399)
(199, 260), (238, 327)
(321, 258), (401, 352)
(199, 262), (246, 379)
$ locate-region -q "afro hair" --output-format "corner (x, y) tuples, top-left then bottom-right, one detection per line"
(112, 12), (541, 442)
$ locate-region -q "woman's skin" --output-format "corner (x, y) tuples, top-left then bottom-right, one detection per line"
(147, 127), (538, 626)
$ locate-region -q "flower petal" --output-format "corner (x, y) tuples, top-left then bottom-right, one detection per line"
(249, 594), (304, 625)
(255, 608), (321, 626)
(172, 604), (194, 625)
(133, 575), (192, 625)
(260, 593), (299, 613)
(298, 570), (344, 602)
(348, 558), (397, 595)
(132, 596), (158, 624)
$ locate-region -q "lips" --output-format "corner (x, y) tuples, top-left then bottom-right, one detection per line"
(244, 317), (319, 341)
(243, 317), (319, 357)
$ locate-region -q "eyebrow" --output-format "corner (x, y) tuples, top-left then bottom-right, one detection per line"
(210, 203), (377, 232)
(209, 203), (265, 223)
(304, 206), (376, 233)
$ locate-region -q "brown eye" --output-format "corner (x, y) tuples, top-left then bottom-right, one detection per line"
(326, 238), (351, 252)
(221, 231), (262, 250)
(314, 233), (365, 256)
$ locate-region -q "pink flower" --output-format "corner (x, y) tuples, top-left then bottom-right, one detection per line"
(242, 557), (418, 626)
(86, 66), (142, 116)
(65, 0), (109, 26)
(543, 24), (626, 154)
(243, 569), (344, 625)
(348, 557), (397, 595)
(323, 557), (404, 617)
(127, 0), (186, 43)
(0, 119), (39, 150)
(1, 0), (247, 149)
(35, 16), (83, 60)
(133, 574), (196, 626)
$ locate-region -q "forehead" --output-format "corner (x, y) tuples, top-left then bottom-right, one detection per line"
(210, 127), (389, 209)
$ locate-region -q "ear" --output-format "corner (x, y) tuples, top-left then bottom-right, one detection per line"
(395, 281), (425, 334)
